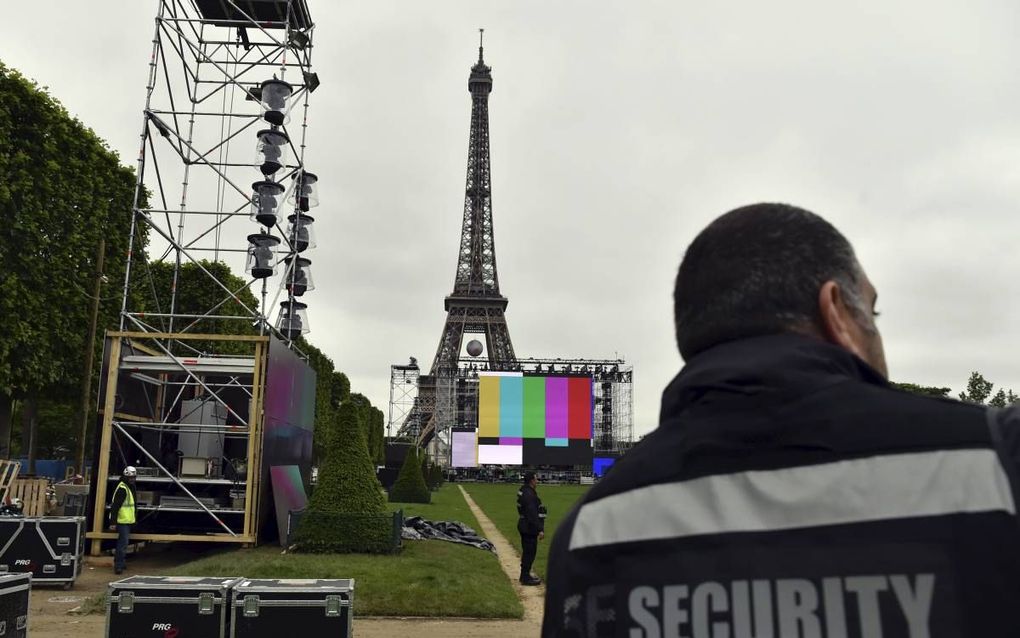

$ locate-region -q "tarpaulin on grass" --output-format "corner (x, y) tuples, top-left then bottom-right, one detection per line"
(401, 516), (495, 552)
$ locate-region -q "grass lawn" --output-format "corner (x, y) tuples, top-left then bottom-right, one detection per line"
(137, 486), (523, 618)
(460, 483), (589, 579)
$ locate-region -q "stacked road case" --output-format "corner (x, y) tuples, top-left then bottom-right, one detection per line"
(107, 576), (355, 637)
(0, 573), (30, 637)
(230, 579), (354, 637)
(0, 516), (85, 587)
(107, 576), (242, 638)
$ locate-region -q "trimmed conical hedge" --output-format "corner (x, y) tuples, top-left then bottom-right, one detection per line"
(388, 446), (431, 503)
(294, 402), (394, 553)
(308, 401), (386, 514)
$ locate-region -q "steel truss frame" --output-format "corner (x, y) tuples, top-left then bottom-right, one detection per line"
(121, 0), (317, 353)
(87, 332), (269, 554)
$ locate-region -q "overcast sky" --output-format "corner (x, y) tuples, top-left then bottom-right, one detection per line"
(4, 1), (1020, 436)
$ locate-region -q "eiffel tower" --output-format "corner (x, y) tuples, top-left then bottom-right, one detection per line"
(400, 33), (518, 447)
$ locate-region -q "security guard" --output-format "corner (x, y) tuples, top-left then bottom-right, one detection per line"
(543, 203), (1020, 637)
(108, 465), (137, 575)
(517, 471), (547, 586)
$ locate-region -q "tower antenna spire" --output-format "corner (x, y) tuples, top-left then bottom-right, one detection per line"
(478, 28), (484, 62)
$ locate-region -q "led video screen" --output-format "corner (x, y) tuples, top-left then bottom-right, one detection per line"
(476, 372), (593, 466)
(451, 429), (479, 468)
(593, 457), (616, 477)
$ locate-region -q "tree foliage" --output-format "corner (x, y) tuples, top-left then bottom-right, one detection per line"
(0, 62), (146, 462)
(389, 446), (431, 504)
(891, 383), (951, 398)
(143, 260), (258, 353)
(959, 372), (1018, 407)
(421, 455), (445, 491)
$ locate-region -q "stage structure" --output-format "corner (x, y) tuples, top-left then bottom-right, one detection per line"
(394, 357), (633, 468)
(396, 32), (519, 448)
(388, 358), (421, 438)
(88, 0), (321, 553)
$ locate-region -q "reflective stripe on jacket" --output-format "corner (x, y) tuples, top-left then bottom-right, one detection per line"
(543, 334), (1020, 638)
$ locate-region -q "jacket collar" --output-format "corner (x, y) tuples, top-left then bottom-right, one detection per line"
(659, 333), (888, 424)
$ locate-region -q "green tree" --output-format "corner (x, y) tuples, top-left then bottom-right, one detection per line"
(389, 447), (430, 503)
(0, 63), (145, 467)
(958, 372), (1017, 406)
(346, 393), (374, 453)
(367, 406), (385, 465)
(892, 383), (951, 398)
(959, 372), (994, 404)
(143, 260), (259, 354)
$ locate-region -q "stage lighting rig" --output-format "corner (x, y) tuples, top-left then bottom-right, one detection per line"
(246, 234), (281, 279)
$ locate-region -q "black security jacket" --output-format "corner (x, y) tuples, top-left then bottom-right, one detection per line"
(543, 334), (1020, 637)
(518, 484), (545, 536)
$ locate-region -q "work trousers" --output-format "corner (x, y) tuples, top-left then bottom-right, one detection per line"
(115, 524), (131, 572)
(520, 533), (538, 580)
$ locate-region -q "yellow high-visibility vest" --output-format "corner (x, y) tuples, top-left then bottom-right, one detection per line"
(114, 481), (135, 525)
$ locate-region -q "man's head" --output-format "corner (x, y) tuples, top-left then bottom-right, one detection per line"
(123, 466), (137, 483)
(523, 471), (537, 488)
(673, 203), (887, 376)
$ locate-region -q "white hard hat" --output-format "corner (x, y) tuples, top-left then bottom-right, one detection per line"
(123, 466), (137, 477)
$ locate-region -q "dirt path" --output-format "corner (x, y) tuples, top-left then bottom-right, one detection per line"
(29, 488), (543, 637)
(459, 485), (545, 630)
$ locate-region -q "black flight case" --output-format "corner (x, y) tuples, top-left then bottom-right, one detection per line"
(0, 573), (30, 638)
(0, 516), (85, 587)
(107, 575), (243, 638)
(230, 578), (354, 637)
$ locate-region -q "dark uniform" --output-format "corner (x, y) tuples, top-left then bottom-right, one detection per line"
(517, 481), (546, 582)
(544, 334), (1020, 637)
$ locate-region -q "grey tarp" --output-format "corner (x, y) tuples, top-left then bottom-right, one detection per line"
(401, 516), (496, 552)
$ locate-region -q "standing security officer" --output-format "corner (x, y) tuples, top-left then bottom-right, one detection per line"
(517, 471), (546, 586)
(543, 203), (1020, 637)
(108, 465), (136, 575)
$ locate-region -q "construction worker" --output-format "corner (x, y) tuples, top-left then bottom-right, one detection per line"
(544, 203), (1020, 637)
(108, 466), (136, 575)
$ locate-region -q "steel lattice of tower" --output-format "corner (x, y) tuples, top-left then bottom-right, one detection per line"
(399, 34), (518, 448)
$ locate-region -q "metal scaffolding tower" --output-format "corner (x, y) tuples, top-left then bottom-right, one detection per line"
(121, 0), (319, 343)
(88, 0), (321, 553)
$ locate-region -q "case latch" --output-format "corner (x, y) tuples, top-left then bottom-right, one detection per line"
(198, 592), (215, 615)
(325, 595), (345, 617)
(117, 591), (135, 614)
(243, 595), (259, 618)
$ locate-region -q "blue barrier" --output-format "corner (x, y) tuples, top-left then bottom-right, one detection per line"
(12, 459), (90, 481)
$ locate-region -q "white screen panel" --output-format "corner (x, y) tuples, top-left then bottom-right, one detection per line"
(478, 444), (523, 465)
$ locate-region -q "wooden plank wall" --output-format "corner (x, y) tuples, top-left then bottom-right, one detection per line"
(11, 478), (50, 517)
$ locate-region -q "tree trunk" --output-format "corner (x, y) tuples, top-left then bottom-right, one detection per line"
(0, 391), (12, 458)
(20, 396), (37, 475)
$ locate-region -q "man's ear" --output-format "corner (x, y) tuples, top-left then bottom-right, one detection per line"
(818, 281), (865, 359)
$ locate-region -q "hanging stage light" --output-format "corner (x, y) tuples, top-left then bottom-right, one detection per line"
(287, 213), (316, 252)
(283, 256), (314, 296)
(246, 234), (281, 279)
(259, 78), (293, 125)
(277, 300), (310, 339)
(255, 129), (290, 177)
(250, 180), (285, 227)
(287, 171), (319, 212)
